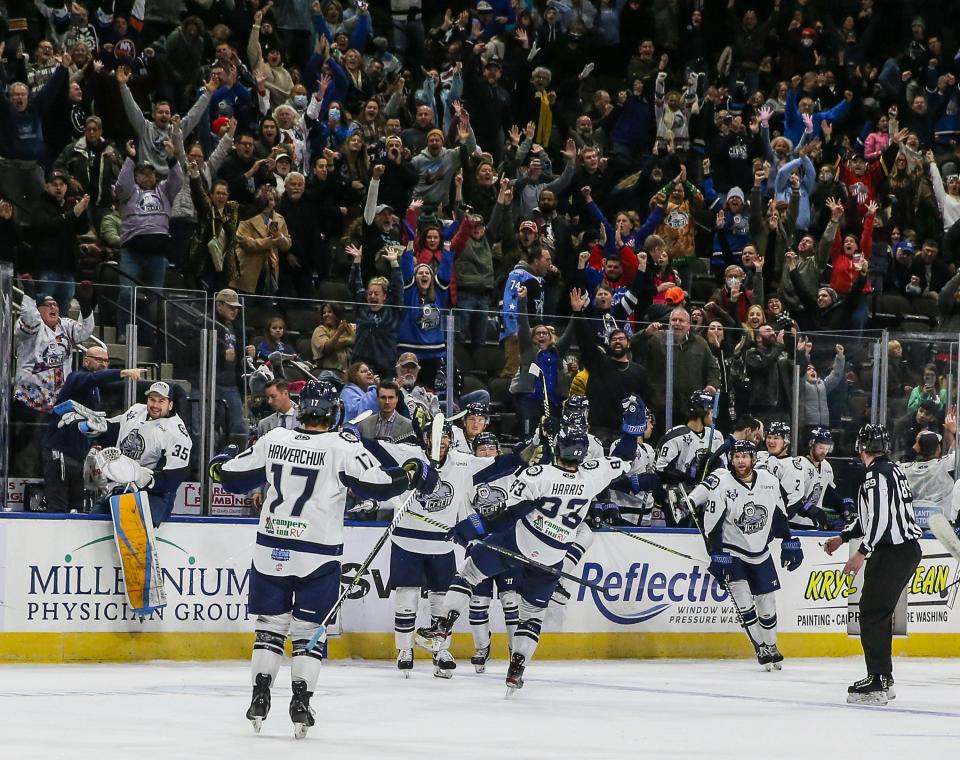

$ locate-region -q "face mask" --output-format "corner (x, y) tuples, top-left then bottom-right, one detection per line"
(726, 277), (739, 290)
(329, 108), (341, 121)
(293, 95), (308, 109)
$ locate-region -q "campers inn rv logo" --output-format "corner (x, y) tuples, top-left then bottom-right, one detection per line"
(24, 534), (252, 624)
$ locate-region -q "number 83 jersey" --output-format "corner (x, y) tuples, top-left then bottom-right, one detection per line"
(506, 458), (624, 566)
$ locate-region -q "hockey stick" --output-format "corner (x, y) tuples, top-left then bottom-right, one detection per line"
(677, 483), (759, 652)
(607, 525), (699, 561)
(528, 363), (557, 448)
(307, 413), (445, 649)
(404, 510), (608, 592)
(699, 390), (722, 483)
(348, 410), (374, 425)
(929, 514), (960, 598)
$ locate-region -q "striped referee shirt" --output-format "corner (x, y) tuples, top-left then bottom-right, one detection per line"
(841, 456), (922, 555)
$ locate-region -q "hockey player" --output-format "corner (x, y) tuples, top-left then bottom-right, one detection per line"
(87, 382), (193, 526)
(211, 380), (435, 738)
(562, 395), (605, 459)
(372, 422), (519, 678)
(465, 431), (525, 673)
(450, 402), (489, 453)
(899, 430), (956, 515)
(415, 395), (646, 694)
(756, 421), (792, 480)
(610, 409), (659, 525)
(687, 439), (804, 669)
(786, 427), (837, 531)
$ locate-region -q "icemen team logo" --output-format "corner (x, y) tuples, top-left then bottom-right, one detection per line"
(735, 502), (768, 535)
(418, 480), (454, 513)
(34, 340), (68, 372)
(417, 304), (441, 331)
(119, 429), (146, 460)
(473, 483), (507, 517)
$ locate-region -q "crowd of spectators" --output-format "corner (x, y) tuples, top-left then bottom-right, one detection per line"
(4, 0), (960, 491)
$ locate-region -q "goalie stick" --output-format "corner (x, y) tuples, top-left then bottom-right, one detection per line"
(307, 413), (445, 650)
(405, 510), (608, 592)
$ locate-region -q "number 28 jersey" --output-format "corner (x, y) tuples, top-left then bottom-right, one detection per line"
(505, 458), (624, 566)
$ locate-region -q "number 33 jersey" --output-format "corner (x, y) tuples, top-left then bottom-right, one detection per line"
(506, 458), (624, 566)
(222, 428), (400, 577)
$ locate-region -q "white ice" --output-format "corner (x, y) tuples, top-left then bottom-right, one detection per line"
(3, 657), (959, 759)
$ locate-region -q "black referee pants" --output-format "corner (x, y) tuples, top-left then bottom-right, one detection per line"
(860, 540), (922, 675)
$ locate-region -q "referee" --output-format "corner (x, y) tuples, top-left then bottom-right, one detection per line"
(823, 424), (922, 705)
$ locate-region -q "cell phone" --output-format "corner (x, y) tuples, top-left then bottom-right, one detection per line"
(852, 253), (863, 264)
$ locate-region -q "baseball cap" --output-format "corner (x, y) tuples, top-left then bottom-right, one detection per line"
(396, 352), (420, 368)
(215, 288), (242, 307)
(145, 381), (172, 399)
(484, 56), (503, 69)
(375, 203), (394, 215)
(275, 152), (292, 163)
(477, 1), (493, 11)
(894, 241), (915, 255)
(519, 220), (539, 233)
(212, 116), (230, 135)
(46, 168), (70, 183)
(664, 286), (686, 305)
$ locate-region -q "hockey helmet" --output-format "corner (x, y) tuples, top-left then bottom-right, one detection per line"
(562, 411), (588, 431)
(555, 427), (590, 463)
(563, 395), (589, 420)
(463, 401), (489, 421)
(297, 379), (341, 421)
(472, 431), (500, 454)
(766, 421), (791, 441)
(689, 390), (715, 417)
(808, 426), (834, 452)
(855, 424), (890, 455)
(731, 439), (757, 458)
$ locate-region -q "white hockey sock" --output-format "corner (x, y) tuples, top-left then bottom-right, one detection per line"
(728, 580), (762, 649)
(290, 617), (324, 692)
(513, 600), (544, 661)
(560, 525), (594, 576)
(469, 595), (492, 649)
(394, 587), (419, 650)
(755, 592), (778, 647)
(251, 613), (290, 686)
(500, 590), (519, 649)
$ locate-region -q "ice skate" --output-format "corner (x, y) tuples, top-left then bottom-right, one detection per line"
(768, 644), (784, 670)
(882, 674), (896, 700)
(414, 612), (457, 652)
(289, 680), (316, 738)
(846, 675), (889, 705)
(757, 644), (774, 671)
(397, 648), (413, 677)
(505, 652), (525, 698)
(245, 673), (272, 733)
(471, 644), (490, 673)
(433, 649), (456, 679)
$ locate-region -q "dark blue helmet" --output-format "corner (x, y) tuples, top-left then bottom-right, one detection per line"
(563, 395), (589, 420)
(463, 402), (489, 420)
(689, 390), (715, 417)
(298, 379), (340, 421)
(767, 421), (791, 441)
(562, 411), (588, 431)
(472, 431), (499, 453)
(732, 439), (757, 456)
(556, 427), (590, 463)
(808, 426), (834, 451)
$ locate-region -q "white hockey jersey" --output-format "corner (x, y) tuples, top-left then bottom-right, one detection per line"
(221, 428), (406, 576)
(505, 458), (625, 566)
(611, 438), (656, 525)
(899, 454), (955, 513)
(690, 468), (786, 564)
(787, 456), (834, 529)
(656, 424), (726, 482)
(758, 452), (807, 511)
(112, 404), (192, 475)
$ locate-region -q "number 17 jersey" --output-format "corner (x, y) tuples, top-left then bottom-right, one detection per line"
(505, 458), (624, 566)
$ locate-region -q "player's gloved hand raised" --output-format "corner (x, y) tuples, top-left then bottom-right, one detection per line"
(403, 458), (439, 494)
(449, 512), (486, 546)
(780, 537), (803, 571)
(707, 551), (733, 582)
(540, 415), (560, 440)
(621, 394), (647, 436)
(208, 444), (239, 483)
(588, 501), (620, 527)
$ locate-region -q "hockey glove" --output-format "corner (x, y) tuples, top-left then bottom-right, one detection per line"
(620, 394), (647, 436)
(403, 458), (440, 494)
(588, 501), (621, 527)
(540, 415), (560, 440)
(801, 503), (829, 530)
(208, 444), (239, 483)
(707, 551), (733, 582)
(780, 537), (804, 571)
(450, 513), (487, 546)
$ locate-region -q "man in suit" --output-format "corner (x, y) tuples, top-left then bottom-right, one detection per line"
(256, 379), (299, 437)
(357, 379), (414, 443)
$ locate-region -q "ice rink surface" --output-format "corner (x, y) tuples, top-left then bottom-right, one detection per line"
(3, 657), (959, 760)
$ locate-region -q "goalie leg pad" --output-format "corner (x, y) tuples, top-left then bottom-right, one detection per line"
(109, 491), (166, 616)
(394, 587), (420, 650)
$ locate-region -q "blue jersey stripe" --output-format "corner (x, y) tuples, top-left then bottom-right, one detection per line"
(256, 533), (344, 556)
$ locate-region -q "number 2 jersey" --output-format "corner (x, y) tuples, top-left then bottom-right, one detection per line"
(689, 468), (788, 564)
(219, 428), (408, 577)
(505, 457), (625, 566)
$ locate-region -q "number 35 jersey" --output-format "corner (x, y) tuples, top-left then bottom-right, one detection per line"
(111, 403), (192, 476)
(506, 458), (624, 566)
(221, 428), (402, 577)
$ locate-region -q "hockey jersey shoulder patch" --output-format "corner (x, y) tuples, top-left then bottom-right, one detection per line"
(339, 430), (360, 444)
(581, 460), (599, 470)
(525, 465), (543, 477)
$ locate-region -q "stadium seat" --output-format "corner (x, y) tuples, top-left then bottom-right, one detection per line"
(472, 346), (505, 379)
